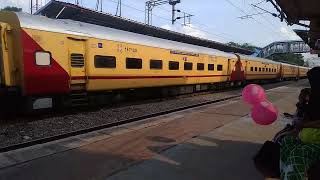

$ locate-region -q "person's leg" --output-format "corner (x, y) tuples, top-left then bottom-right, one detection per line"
(281, 144), (320, 180)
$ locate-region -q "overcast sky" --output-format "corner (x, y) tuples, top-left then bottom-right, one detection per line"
(1, 0), (310, 48)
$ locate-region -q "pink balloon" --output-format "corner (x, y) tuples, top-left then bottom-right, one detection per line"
(251, 101), (278, 125)
(242, 84), (266, 105)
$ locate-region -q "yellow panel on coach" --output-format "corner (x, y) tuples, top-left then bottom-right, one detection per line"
(282, 63), (298, 79)
(243, 59), (278, 80)
(299, 67), (309, 78)
(0, 12), (23, 88)
(85, 38), (234, 91)
(18, 27), (236, 92)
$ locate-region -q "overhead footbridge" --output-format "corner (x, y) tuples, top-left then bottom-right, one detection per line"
(269, 0), (320, 56)
(257, 40), (310, 58)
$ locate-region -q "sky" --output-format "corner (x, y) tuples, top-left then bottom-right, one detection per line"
(0, 0), (311, 48)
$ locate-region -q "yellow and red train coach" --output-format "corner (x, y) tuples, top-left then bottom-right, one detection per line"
(0, 12), (309, 110)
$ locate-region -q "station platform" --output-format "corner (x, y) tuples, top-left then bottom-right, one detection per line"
(0, 80), (309, 180)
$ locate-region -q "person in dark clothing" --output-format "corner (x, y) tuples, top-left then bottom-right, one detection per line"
(280, 67), (320, 180)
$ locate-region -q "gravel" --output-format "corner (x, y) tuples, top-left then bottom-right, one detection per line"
(0, 80), (308, 148)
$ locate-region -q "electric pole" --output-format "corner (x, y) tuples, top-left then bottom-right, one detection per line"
(30, 0), (40, 14)
(116, 0), (122, 17)
(145, 0), (193, 25)
(96, 0), (103, 12)
(169, 0), (180, 25)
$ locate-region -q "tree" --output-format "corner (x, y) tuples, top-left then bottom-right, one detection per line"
(1, 6), (22, 12)
(227, 42), (260, 52)
(269, 53), (305, 66)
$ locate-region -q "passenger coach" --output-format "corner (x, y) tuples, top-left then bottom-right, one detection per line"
(0, 12), (309, 111)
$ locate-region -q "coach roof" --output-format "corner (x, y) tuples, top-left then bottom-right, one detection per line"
(16, 12), (237, 59)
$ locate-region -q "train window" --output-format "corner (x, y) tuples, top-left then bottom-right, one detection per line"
(269, 68), (271, 72)
(94, 55), (116, 68)
(255, 67), (257, 71)
(217, 65), (223, 71)
(197, 63), (205, 71)
(262, 68), (265, 72)
(259, 68), (261, 72)
(184, 62), (193, 70)
(250, 67), (253, 71)
(150, 59), (163, 70)
(35, 51), (51, 66)
(208, 64), (214, 71)
(126, 58), (142, 69)
(169, 61), (179, 70)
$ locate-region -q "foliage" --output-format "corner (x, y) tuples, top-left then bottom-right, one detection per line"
(269, 53), (305, 66)
(1, 6), (22, 12)
(227, 42), (260, 52)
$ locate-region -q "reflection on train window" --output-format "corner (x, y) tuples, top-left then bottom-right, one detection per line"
(269, 68), (271, 72)
(255, 67), (257, 71)
(217, 65), (223, 71)
(259, 68), (261, 72)
(126, 58), (142, 69)
(184, 62), (193, 70)
(263, 68), (265, 72)
(208, 64), (214, 71)
(94, 55), (116, 68)
(169, 61), (179, 70)
(250, 67), (253, 71)
(150, 59), (163, 70)
(197, 63), (205, 71)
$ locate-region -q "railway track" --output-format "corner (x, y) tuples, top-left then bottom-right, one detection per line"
(0, 80), (307, 153)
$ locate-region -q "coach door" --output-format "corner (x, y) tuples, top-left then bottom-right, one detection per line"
(67, 38), (87, 88)
(0, 24), (4, 85)
(0, 23), (11, 86)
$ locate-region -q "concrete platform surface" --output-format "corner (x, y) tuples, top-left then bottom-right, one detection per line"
(0, 80), (309, 180)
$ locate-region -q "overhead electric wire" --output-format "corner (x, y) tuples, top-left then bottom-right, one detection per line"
(149, 2), (258, 45)
(121, 0), (253, 43)
(224, 0), (286, 39)
(250, 6), (279, 32)
(248, 0), (298, 40)
(104, 0), (237, 42)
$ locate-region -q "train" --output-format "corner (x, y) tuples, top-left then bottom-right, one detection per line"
(0, 12), (310, 111)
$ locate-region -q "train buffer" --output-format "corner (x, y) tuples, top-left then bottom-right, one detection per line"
(0, 80), (309, 180)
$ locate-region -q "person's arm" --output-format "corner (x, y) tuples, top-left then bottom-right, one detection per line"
(300, 120), (320, 128)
